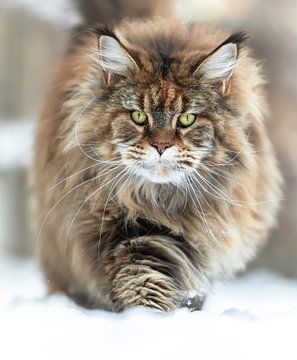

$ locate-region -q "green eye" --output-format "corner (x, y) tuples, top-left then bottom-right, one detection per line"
(177, 113), (196, 128)
(131, 111), (148, 125)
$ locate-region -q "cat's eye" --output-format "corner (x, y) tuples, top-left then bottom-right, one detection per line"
(131, 111), (148, 125)
(177, 113), (196, 128)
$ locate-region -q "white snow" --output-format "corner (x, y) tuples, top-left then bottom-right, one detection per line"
(0, 120), (35, 170)
(1, 257), (297, 360)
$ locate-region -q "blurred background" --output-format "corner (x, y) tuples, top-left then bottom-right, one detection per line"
(0, 0), (296, 276)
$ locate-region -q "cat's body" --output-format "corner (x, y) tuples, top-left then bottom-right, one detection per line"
(34, 4), (282, 311)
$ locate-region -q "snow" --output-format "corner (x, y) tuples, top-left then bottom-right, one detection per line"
(1, 257), (297, 360)
(0, 120), (35, 171)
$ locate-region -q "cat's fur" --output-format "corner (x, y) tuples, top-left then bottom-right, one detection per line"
(34, 7), (282, 311)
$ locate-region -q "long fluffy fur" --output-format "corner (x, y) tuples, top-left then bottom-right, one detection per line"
(33, 18), (282, 311)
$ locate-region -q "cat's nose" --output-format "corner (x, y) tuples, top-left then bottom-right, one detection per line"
(150, 141), (172, 155)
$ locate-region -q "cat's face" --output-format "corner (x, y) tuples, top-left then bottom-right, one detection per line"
(104, 82), (219, 185)
(93, 32), (247, 185)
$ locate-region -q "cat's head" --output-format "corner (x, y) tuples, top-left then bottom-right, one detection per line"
(86, 22), (262, 186)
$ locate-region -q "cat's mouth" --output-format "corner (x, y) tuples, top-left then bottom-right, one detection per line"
(135, 162), (184, 184)
(122, 147), (187, 184)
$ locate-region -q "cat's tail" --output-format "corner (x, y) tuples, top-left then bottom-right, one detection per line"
(74, 0), (172, 26)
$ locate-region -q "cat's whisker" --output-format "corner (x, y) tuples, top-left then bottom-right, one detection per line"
(194, 176), (250, 209)
(97, 169), (131, 259)
(89, 144), (106, 160)
(188, 172), (221, 217)
(87, 138), (129, 149)
(96, 161), (141, 261)
(48, 161), (122, 191)
(73, 100), (127, 164)
(39, 165), (124, 245)
(71, 148), (122, 163)
(83, 151), (123, 166)
(186, 173), (217, 244)
(64, 166), (128, 251)
(37, 175), (101, 246)
(94, 157), (123, 165)
(97, 155), (123, 162)
(175, 164), (189, 212)
(48, 163), (99, 191)
(205, 130), (252, 168)
(189, 182), (218, 246)
(221, 129), (252, 165)
(199, 163), (243, 187)
(205, 160), (239, 167)
(192, 169), (245, 206)
(192, 168), (283, 207)
(189, 174), (221, 246)
(73, 98), (119, 164)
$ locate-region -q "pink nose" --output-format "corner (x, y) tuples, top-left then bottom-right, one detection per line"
(150, 141), (172, 155)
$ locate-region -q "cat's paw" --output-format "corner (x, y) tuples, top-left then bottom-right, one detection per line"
(111, 266), (178, 312)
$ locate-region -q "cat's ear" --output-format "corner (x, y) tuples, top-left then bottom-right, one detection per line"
(98, 35), (138, 79)
(194, 32), (247, 94)
(194, 43), (238, 81)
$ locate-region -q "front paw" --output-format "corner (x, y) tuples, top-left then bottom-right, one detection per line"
(111, 265), (178, 312)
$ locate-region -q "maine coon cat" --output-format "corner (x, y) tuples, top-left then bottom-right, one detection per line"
(33, 2), (282, 311)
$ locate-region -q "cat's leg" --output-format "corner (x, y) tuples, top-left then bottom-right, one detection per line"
(103, 235), (204, 312)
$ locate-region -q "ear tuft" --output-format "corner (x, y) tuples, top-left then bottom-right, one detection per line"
(221, 31), (248, 48)
(99, 35), (138, 76)
(194, 43), (238, 81)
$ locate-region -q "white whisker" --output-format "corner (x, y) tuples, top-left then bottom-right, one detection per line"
(48, 163), (99, 191)
(199, 163), (243, 187)
(96, 168), (135, 260)
(64, 167), (128, 251)
(186, 173), (217, 244)
(192, 168), (284, 207)
(205, 130), (251, 168)
(37, 175), (100, 246)
(38, 165), (123, 246)
(74, 98), (103, 163)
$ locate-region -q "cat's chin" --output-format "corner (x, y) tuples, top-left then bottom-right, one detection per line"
(135, 165), (185, 185)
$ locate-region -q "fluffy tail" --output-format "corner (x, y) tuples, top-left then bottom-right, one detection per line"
(74, 0), (171, 25)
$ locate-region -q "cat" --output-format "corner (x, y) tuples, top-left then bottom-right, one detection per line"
(33, 0), (282, 311)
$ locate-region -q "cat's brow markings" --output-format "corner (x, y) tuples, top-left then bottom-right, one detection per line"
(159, 78), (176, 106)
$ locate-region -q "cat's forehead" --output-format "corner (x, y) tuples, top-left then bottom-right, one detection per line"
(120, 78), (181, 114)
(147, 79), (180, 108)
(120, 79), (205, 115)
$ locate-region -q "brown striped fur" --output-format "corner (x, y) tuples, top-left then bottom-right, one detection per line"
(33, 19), (282, 311)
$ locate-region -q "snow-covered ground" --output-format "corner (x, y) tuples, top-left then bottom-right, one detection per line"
(1, 257), (297, 360)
